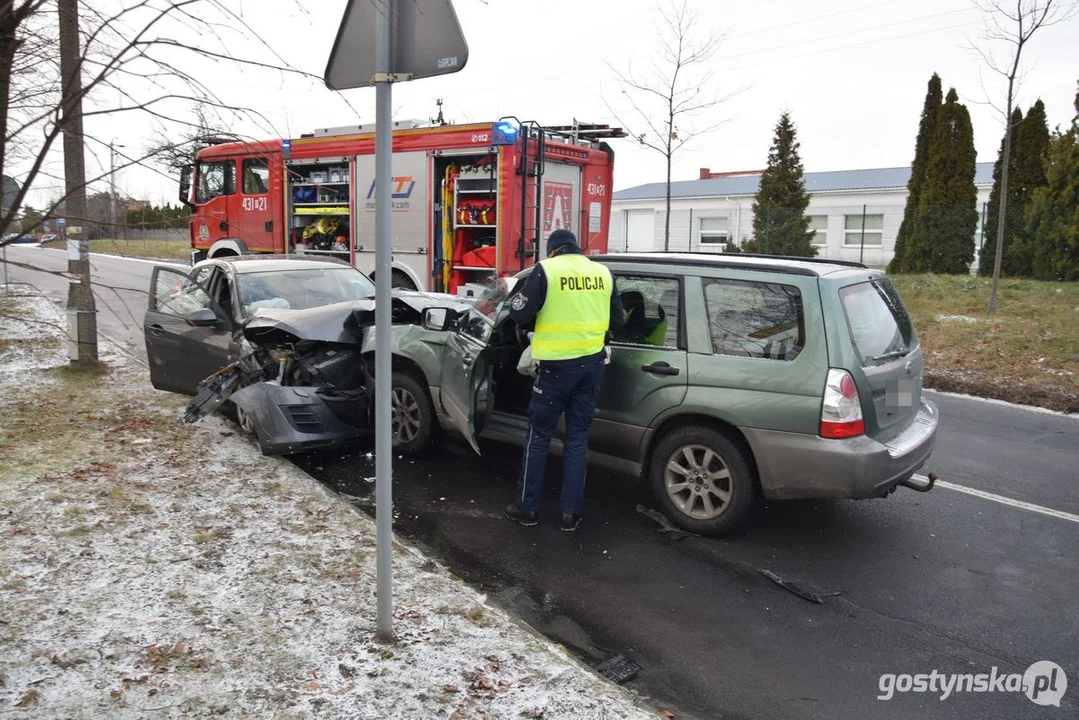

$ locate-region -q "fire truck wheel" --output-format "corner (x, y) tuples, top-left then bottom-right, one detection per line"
(390, 270), (416, 290)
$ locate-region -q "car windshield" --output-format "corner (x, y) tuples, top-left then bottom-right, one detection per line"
(236, 267), (375, 316)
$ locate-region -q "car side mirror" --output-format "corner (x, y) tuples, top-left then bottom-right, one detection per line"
(179, 164), (195, 207)
(186, 307), (222, 328)
(422, 307), (452, 332)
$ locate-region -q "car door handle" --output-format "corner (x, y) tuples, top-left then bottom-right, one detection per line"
(641, 362), (679, 376)
(148, 323), (164, 337)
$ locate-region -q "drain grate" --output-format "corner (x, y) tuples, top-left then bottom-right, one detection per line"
(596, 654), (641, 684)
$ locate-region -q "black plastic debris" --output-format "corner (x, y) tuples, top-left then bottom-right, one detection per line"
(635, 505), (699, 541)
(758, 568), (842, 604)
(596, 654), (641, 684)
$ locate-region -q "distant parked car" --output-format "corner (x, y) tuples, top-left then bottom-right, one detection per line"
(39, 234), (59, 243)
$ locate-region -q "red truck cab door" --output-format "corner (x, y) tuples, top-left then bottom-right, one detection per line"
(192, 158), (235, 249)
(233, 155), (281, 253)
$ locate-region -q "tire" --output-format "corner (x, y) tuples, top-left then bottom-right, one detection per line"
(390, 270), (416, 290)
(648, 425), (757, 537)
(390, 371), (439, 455)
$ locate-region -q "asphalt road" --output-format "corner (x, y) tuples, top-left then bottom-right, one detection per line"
(6, 246), (1077, 719)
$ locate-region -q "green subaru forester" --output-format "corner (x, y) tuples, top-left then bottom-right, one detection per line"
(427, 253), (939, 536)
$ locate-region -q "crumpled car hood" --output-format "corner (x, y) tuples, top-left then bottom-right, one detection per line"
(241, 290), (476, 346)
(243, 300), (374, 345)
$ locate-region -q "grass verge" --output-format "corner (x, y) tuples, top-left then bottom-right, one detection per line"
(890, 274), (1079, 412)
(40, 237), (192, 261)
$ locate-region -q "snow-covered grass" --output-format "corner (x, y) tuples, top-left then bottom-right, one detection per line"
(0, 288), (659, 719)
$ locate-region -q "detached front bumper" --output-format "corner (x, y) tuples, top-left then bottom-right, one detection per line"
(230, 383), (367, 455)
(744, 399), (939, 500)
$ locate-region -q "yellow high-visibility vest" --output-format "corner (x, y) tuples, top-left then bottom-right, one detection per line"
(531, 253), (612, 361)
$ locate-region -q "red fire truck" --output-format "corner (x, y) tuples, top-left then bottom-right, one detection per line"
(179, 119), (624, 295)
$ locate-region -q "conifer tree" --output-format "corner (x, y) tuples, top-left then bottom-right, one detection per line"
(1026, 90), (1079, 281)
(890, 73), (942, 273)
(741, 112), (816, 257)
(979, 100), (1050, 276)
(903, 88), (978, 274)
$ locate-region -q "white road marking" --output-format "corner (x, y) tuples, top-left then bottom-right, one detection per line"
(916, 475), (1079, 524)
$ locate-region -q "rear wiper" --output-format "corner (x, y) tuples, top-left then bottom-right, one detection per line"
(868, 349), (910, 363)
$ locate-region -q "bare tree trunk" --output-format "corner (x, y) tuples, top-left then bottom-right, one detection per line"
(987, 82), (1014, 314)
(664, 146), (672, 252)
(59, 0), (97, 366)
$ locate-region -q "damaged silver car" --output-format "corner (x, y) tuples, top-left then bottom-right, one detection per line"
(143, 256), (490, 456)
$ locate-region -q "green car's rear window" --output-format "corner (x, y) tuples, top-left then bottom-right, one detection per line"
(840, 278), (915, 365)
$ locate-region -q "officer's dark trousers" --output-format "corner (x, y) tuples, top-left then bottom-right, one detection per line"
(516, 355), (605, 515)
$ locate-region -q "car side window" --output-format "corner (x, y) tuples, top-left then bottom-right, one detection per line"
(152, 268), (212, 317)
(703, 278), (805, 361)
(611, 275), (681, 349)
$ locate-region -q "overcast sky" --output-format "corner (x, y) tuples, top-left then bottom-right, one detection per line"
(65, 0), (1079, 205)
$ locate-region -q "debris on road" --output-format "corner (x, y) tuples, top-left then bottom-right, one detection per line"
(635, 505), (699, 541)
(758, 568), (843, 605)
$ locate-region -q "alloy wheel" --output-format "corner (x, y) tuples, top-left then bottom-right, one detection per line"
(663, 444), (733, 520)
(391, 387), (422, 443)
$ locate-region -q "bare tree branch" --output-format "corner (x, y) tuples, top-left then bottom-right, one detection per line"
(604, 0), (745, 250)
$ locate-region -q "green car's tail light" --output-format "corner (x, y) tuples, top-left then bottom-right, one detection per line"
(820, 368), (865, 439)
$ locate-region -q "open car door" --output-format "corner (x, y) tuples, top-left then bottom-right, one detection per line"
(439, 315), (491, 455)
(144, 266), (235, 394)
(438, 281), (512, 454)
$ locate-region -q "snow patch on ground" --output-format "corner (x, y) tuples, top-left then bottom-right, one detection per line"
(935, 314), (979, 323)
(0, 293), (659, 719)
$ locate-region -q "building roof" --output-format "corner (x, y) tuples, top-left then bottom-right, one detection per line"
(613, 162), (995, 201)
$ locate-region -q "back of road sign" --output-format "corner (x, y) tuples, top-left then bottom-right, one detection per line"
(324, 0), (469, 90)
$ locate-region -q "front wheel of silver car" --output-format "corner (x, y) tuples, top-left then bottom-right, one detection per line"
(649, 425), (756, 536)
(390, 371), (439, 455)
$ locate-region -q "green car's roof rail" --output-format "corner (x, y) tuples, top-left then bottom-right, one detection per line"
(596, 253), (868, 277)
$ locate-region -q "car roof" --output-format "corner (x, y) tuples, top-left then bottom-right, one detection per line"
(197, 255), (356, 275)
(593, 252), (872, 278)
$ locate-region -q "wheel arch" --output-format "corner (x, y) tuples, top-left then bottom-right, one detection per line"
(207, 238), (249, 258)
(642, 413), (761, 488)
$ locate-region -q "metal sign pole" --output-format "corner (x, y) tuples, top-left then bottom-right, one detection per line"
(373, 0), (395, 643)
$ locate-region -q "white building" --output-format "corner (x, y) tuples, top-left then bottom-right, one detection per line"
(610, 163), (994, 267)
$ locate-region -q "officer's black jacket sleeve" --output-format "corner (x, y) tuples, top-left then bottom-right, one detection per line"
(508, 264), (547, 327)
(608, 275), (624, 333)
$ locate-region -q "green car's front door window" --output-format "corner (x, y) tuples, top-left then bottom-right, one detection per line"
(611, 276), (681, 348)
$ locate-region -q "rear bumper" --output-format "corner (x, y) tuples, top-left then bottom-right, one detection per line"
(230, 382), (366, 455)
(743, 399), (939, 500)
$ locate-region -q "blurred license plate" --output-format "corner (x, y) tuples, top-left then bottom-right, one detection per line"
(885, 378), (916, 409)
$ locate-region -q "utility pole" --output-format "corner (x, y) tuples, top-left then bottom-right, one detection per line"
(59, 0), (97, 366)
(109, 140), (118, 242)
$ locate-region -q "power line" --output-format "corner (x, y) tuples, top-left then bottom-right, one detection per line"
(719, 6), (978, 61)
(727, 0), (909, 39)
(726, 18), (984, 72)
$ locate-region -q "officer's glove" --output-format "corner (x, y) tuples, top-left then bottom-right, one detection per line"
(603, 345), (612, 365)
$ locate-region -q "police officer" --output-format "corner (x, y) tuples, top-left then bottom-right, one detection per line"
(504, 229), (623, 531)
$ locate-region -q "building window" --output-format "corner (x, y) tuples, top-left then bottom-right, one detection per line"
(844, 213), (883, 246)
(808, 215), (827, 246)
(699, 216), (730, 247)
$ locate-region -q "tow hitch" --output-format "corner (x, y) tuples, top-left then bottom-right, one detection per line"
(900, 472), (937, 493)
